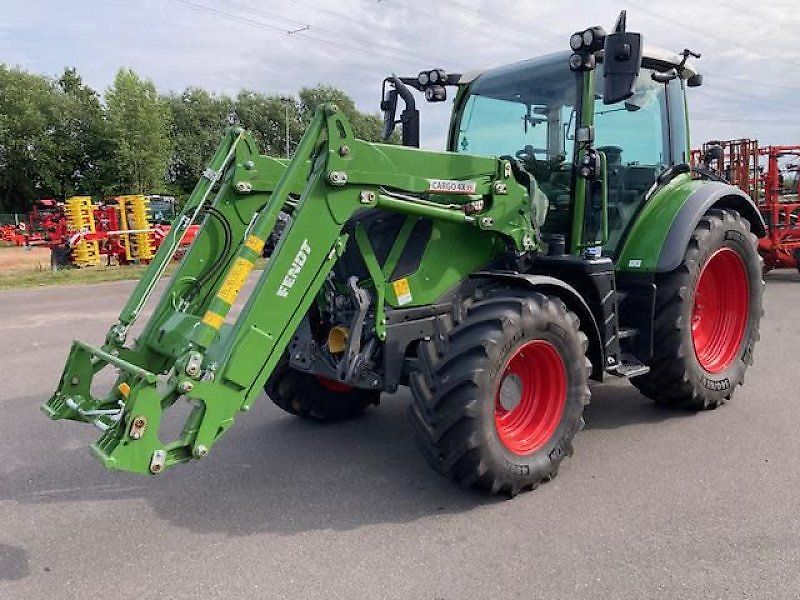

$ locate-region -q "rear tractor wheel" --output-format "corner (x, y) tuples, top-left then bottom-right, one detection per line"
(409, 291), (590, 496)
(632, 209), (763, 409)
(265, 358), (380, 422)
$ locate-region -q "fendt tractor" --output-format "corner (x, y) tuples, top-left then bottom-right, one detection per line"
(45, 13), (765, 496)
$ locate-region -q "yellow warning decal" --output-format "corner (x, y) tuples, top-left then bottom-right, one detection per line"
(202, 310), (225, 330)
(392, 277), (413, 306)
(244, 235), (265, 255)
(217, 257), (254, 305)
(118, 382), (131, 398)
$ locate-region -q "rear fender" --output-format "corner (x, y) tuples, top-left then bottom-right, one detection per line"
(618, 178), (766, 273)
(657, 183), (765, 272)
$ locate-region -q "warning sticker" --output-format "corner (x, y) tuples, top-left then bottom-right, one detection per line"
(202, 310), (225, 330)
(392, 278), (413, 306)
(244, 235), (265, 255)
(217, 257), (254, 305)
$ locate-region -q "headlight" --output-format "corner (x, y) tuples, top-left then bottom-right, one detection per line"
(432, 69), (446, 84)
(569, 53), (584, 70)
(425, 85), (447, 102)
(417, 71), (429, 86)
(582, 29), (594, 47)
(570, 32), (583, 51)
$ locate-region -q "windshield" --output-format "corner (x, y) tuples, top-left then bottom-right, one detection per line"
(455, 53), (576, 181)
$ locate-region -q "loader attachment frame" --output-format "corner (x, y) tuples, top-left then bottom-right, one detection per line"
(44, 103), (535, 475)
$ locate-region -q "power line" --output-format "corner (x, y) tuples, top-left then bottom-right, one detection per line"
(373, 0), (553, 58)
(223, 0), (449, 65)
(280, 0), (450, 65)
(619, 1), (800, 95)
(436, 0), (564, 44)
(173, 0), (799, 118)
(171, 0), (430, 67)
(713, 76), (800, 95)
(623, 0), (766, 58)
(625, 0), (800, 94)
(717, 0), (800, 24)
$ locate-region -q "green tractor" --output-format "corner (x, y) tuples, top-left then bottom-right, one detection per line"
(45, 13), (764, 496)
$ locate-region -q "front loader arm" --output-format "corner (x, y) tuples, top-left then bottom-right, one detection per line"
(44, 104), (535, 475)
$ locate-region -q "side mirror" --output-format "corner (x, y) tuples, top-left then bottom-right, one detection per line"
(687, 73), (703, 87)
(379, 77), (420, 147)
(602, 11), (642, 105)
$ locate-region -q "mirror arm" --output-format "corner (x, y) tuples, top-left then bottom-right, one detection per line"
(381, 76), (420, 147)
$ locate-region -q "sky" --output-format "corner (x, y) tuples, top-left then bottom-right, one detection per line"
(2, 0), (799, 150)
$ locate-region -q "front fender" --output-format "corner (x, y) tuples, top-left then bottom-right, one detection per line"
(617, 176), (765, 273)
(470, 271), (605, 381)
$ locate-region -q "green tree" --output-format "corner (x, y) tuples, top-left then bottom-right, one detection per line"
(50, 68), (112, 197)
(106, 69), (171, 193)
(233, 91), (301, 157)
(299, 85), (387, 142)
(167, 87), (232, 195)
(0, 65), (393, 212)
(0, 65), (61, 211)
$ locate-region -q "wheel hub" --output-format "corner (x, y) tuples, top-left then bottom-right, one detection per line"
(691, 247), (749, 373)
(494, 340), (567, 455)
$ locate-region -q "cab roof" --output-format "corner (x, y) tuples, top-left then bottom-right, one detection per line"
(458, 46), (699, 85)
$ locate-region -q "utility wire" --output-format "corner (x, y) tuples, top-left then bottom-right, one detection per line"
(690, 84), (797, 118)
(617, 6), (800, 95)
(373, 0), (554, 57)
(436, 0), (565, 44)
(621, 0), (800, 95)
(279, 0), (450, 65)
(623, 0), (765, 57)
(172, 0), (431, 67)
(173, 0), (797, 130)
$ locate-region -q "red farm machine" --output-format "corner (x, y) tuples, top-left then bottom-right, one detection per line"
(3, 195), (198, 268)
(23, 199), (68, 247)
(693, 139), (800, 272)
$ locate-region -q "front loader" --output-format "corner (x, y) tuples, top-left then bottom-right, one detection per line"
(45, 13), (765, 495)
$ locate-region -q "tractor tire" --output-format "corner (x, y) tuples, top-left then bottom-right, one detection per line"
(408, 291), (590, 496)
(264, 358), (380, 422)
(632, 209), (763, 410)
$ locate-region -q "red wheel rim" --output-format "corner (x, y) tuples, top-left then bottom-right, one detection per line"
(316, 376), (352, 392)
(494, 340), (567, 456)
(691, 247), (749, 373)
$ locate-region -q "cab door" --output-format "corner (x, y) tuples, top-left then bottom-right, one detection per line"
(592, 67), (688, 254)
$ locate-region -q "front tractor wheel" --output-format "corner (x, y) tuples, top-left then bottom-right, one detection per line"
(632, 209), (763, 410)
(409, 292), (590, 496)
(265, 358), (380, 422)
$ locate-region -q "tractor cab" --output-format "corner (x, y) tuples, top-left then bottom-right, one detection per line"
(382, 16), (701, 259)
(450, 47), (696, 255)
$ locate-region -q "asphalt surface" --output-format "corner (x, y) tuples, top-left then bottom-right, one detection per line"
(1, 272), (799, 599)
